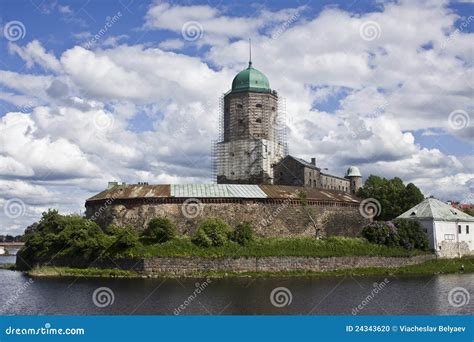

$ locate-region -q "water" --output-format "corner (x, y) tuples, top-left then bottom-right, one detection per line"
(0, 256), (472, 315)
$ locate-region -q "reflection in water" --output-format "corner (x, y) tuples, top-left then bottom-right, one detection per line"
(0, 260), (472, 316)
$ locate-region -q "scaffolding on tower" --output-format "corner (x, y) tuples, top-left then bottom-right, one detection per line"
(211, 91), (288, 184)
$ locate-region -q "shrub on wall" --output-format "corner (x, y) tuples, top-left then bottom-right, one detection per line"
(192, 218), (231, 247)
(143, 217), (178, 243)
(231, 222), (254, 246)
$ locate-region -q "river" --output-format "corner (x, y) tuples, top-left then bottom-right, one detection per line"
(0, 256), (472, 315)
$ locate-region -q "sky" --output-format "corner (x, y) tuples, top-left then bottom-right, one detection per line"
(0, 0), (473, 235)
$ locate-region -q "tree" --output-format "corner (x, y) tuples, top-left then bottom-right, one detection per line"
(357, 175), (424, 220)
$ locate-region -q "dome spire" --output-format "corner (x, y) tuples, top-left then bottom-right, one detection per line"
(248, 38), (252, 68)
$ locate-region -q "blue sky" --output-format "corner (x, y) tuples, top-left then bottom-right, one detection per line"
(0, 0), (473, 235)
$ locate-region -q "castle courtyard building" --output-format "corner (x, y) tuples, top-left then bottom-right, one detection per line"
(273, 156), (362, 193)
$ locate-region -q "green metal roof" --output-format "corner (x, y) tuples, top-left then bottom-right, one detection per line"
(397, 198), (474, 222)
(171, 184), (267, 198)
(231, 63), (270, 93)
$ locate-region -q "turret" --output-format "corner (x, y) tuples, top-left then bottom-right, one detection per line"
(345, 166), (362, 194)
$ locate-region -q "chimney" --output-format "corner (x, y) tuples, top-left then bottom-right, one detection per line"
(107, 181), (119, 189)
(311, 158), (316, 166)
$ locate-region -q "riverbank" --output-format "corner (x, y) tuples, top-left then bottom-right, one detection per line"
(24, 257), (474, 279)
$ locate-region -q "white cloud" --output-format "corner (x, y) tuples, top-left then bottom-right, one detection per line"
(8, 40), (62, 73)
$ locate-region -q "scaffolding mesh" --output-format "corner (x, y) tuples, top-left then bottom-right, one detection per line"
(212, 90), (288, 184)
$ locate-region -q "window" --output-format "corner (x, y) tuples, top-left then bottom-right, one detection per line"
(458, 225), (462, 234)
(444, 234), (455, 240)
(237, 104), (243, 109)
(256, 104), (262, 108)
(256, 118), (262, 123)
(467, 225), (470, 234)
(272, 106), (275, 111)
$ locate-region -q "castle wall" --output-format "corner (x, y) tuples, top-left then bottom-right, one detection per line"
(85, 198), (368, 238)
(45, 255), (435, 275)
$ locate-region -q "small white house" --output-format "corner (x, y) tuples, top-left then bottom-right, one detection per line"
(397, 198), (474, 258)
(0, 246), (5, 255)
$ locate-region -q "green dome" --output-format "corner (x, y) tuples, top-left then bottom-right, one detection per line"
(231, 63), (270, 93)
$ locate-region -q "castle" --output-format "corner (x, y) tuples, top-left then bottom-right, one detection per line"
(85, 57), (367, 237)
(213, 56), (362, 193)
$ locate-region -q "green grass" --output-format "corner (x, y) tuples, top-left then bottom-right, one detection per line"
(27, 266), (140, 278)
(127, 236), (429, 258)
(0, 263), (15, 270)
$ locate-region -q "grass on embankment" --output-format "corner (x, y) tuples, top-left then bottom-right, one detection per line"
(25, 257), (474, 278)
(127, 236), (429, 258)
(26, 266), (140, 278)
(0, 263), (15, 270)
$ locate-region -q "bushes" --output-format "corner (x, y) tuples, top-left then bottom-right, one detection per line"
(144, 218), (177, 243)
(361, 221), (398, 247)
(192, 218), (231, 247)
(394, 219), (429, 251)
(231, 222), (254, 246)
(16, 210), (114, 270)
(105, 225), (139, 256)
(362, 219), (429, 251)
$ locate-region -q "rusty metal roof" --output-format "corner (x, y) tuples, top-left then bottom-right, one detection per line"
(87, 184), (170, 201)
(259, 185), (359, 202)
(86, 184), (360, 203)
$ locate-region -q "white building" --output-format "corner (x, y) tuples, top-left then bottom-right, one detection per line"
(0, 246), (5, 255)
(397, 198), (474, 258)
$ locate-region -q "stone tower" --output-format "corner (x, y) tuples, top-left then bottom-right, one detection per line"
(345, 166), (363, 194)
(214, 56), (286, 184)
